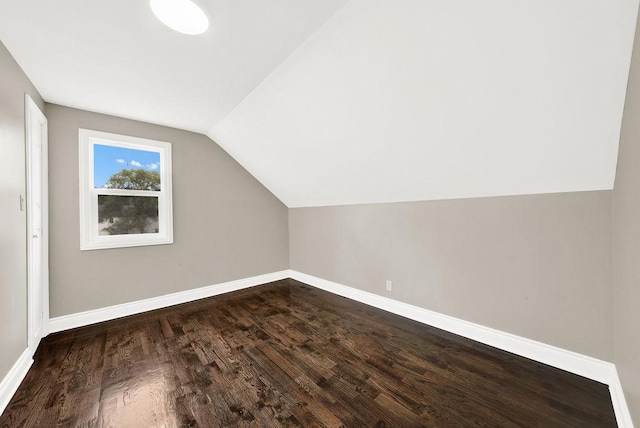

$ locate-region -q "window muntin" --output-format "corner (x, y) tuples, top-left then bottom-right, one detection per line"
(79, 129), (173, 250)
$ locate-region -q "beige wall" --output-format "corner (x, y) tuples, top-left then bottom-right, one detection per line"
(46, 104), (288, 317)
(0, 42), (45, 379)
(613, 6), (640, 423)
(290, 191), (613, 360)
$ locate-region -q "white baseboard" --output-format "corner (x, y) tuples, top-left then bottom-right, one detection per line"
(287, 270), (634, 428)
(0, 348), (33, 417)
(49, 270), (289, 333)
(610, 366), (634, 428)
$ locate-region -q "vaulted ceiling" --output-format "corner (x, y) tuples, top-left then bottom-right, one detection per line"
(1, 0), (638, 207)
(0, 0), (348, 133)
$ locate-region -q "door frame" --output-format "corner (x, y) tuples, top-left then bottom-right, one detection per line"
(25, 94), (49, 355)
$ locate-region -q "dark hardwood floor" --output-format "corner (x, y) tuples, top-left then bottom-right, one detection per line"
(0, 279), (616, 427)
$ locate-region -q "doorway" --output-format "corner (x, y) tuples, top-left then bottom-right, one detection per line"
(25, 94), (48, 355)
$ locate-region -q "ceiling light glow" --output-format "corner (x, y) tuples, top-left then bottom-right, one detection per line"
(150, 0), (209, 35)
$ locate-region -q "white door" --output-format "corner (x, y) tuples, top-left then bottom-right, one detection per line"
(25, 94), (48, 355)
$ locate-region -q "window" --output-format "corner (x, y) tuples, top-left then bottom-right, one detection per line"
(79, 129), (173, 250)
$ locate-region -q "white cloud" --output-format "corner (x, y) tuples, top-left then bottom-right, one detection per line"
(146, 163), (159, 170)
(130, 160), (142, 167)
(116, 159), (126, 164)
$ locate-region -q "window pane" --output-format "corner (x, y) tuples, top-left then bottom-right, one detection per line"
(94, 144), (161, 190)
(98, 195), (159, 235)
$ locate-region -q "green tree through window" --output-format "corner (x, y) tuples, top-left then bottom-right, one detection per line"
(99, 169), (161, 235)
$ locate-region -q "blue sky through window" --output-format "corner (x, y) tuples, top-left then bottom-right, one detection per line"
(94, 144), (161, 188)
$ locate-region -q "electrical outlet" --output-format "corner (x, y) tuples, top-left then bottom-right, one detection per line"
(385, 280), (393, 292)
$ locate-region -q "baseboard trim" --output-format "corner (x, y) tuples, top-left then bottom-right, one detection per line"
(287, 270), (634, 428)
(49, 270), (289, 333)
(610, 366), (634, 428)
(0, 348), (33, 417)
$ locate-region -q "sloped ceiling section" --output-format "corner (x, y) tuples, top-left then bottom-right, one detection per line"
(0, 0), (349, 133)
(210, 0), (640, 207)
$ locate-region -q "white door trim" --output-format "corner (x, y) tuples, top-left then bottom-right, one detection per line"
(25, 94), (49, 355)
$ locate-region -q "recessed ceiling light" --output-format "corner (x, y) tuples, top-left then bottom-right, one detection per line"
(150, 0), (209, 35)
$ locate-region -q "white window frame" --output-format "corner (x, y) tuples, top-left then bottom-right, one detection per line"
(79, 129), (173, 250)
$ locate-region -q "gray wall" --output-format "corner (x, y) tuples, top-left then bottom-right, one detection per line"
(46, 104), (289, 317)
(0, 43), (45, 380)
(613, 6), (640, 423)
(290, 191), (613, 360)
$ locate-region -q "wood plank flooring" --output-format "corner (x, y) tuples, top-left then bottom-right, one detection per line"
(0, 279), (616, 427)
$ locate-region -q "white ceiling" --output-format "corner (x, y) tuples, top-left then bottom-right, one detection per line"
(0, 0), (348, 133)
(210, 0), (640, 207)
(1, 1), (639, 207)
